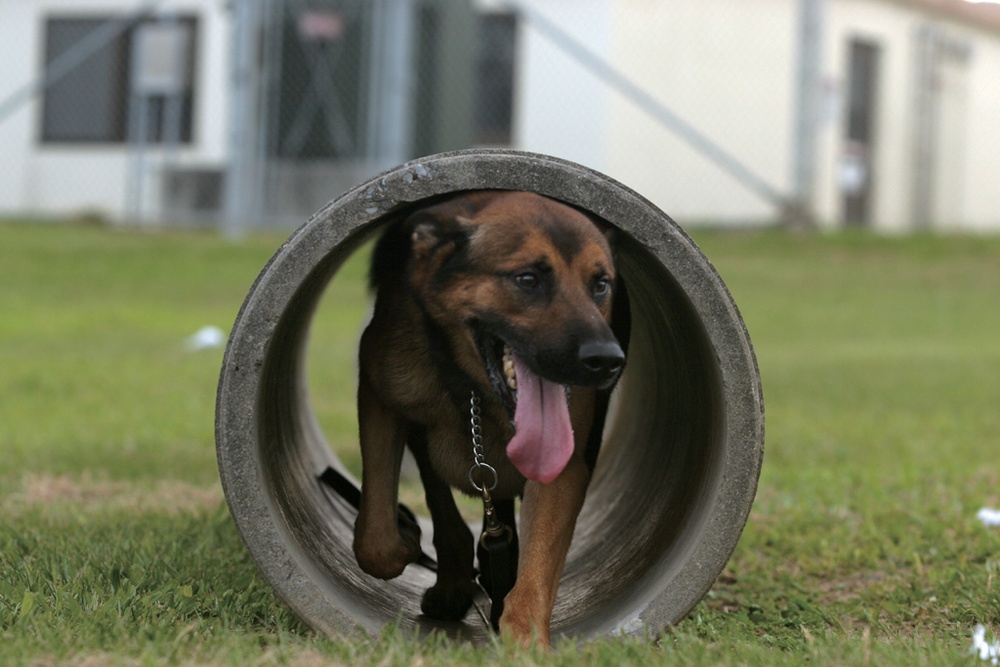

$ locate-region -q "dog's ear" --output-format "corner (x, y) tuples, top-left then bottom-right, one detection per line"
(601, 223), (617, 249)
(410, 213), (474, 261)
(403, 204), (478, 292)
(370, 196), (482, 292)
(571, 205), (617, 249)
(585, 213), (621, 257)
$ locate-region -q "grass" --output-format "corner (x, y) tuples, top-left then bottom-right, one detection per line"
(1, 220), (999, 665)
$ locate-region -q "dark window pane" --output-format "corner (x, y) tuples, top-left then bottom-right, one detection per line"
(40, 16), (196, 144)
(41, 18), (128, 142)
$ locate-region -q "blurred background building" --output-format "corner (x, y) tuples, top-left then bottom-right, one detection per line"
(1, 0), (998, 232)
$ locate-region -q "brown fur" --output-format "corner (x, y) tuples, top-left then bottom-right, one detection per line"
(353, 190), (627, 645)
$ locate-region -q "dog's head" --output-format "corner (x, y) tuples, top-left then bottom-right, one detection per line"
(403, 190), (624, 394)
(395, 191), (626, 482)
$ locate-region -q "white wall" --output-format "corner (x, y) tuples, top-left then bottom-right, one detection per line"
(508, 0), (1000, 230)
(817, 0), (1000, 231)
(0, 2), (39, 215)
(602, 0), (795, 225)
(510, 0), (614, 174)
(955, 21), (1000, 231)
(817, 0), (920, 231)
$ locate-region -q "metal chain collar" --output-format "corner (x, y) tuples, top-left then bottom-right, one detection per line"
(468, 391), (497, 493)
(468, 391), (505, 536)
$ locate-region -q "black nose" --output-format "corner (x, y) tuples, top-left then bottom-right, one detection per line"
(578, 340), (625, 384)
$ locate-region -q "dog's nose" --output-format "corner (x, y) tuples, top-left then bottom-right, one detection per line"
(578, 340), (625, 383)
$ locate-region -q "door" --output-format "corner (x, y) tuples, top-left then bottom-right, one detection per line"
(842, 39), (881, 227)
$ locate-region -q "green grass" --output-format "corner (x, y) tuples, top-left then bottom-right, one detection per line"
(1, 221), (999, 665)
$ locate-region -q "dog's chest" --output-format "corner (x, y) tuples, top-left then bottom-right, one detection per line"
(424, 413), (525, 499)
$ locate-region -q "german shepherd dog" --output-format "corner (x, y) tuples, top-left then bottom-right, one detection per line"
(353, 190), (629, 645)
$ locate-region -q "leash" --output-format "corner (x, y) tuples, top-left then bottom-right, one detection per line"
(468, 391), (518, 632)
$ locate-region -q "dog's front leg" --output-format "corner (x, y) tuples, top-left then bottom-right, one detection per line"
(407, 427), (479, 621)
(353, 378), (422, 579)
(499, 454), (590, 646)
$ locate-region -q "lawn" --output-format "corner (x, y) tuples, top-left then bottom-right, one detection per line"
(1, 220), (998, 666)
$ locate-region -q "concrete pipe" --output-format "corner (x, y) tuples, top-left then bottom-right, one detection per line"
(215, 149), (764, 642)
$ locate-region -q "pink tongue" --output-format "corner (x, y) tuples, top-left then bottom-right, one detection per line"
(505, 354), (574, 483)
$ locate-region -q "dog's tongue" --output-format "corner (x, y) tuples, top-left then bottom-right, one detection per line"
(506, 354), (574, 484)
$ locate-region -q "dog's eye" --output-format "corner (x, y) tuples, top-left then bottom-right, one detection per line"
(593, 276), (612, 297)
(515, 272), (540, 290)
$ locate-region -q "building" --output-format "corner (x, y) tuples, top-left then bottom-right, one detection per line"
(517, 0), (1000, 231)
(0, 0), (231, 224)
(1, 0), (998, 231)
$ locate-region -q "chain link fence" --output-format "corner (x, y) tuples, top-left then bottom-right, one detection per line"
(3, 0), (999, 231)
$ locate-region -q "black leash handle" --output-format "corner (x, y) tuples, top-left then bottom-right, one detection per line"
(475, 477), (519, 631)
(480, 522), (516, 631)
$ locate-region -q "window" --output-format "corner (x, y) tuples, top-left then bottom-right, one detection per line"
(41, 16), (197, 144)
(845, 39), (879, 146)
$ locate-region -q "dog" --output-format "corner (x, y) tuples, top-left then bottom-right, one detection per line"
(353, 190), (629, 645)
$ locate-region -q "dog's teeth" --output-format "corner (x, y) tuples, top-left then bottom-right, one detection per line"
(502, 345), (517, 391)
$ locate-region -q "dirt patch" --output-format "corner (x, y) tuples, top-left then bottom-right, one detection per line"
(31, 655), (138, 667)
(30, 650), (351, 667)
(810, 570), (896, 605)
(3, 473), (223, 516)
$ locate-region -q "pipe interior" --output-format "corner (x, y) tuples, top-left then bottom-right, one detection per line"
(250, 205), (727, 641)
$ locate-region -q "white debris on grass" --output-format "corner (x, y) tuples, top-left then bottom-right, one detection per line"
(972, 625), (1000, 665)
(970, 510), (1000, 663)
(185, 325), (226, 351)
(977, 508), (1000, 527)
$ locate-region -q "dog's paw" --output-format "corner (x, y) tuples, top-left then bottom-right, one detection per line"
(353, 522), (422, 580)
(499, 613), (549, 648)
(499, 595), (551, 648)
(420, 579), (478, 622)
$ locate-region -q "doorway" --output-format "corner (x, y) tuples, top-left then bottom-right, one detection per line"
(842, 39), (881, 227)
